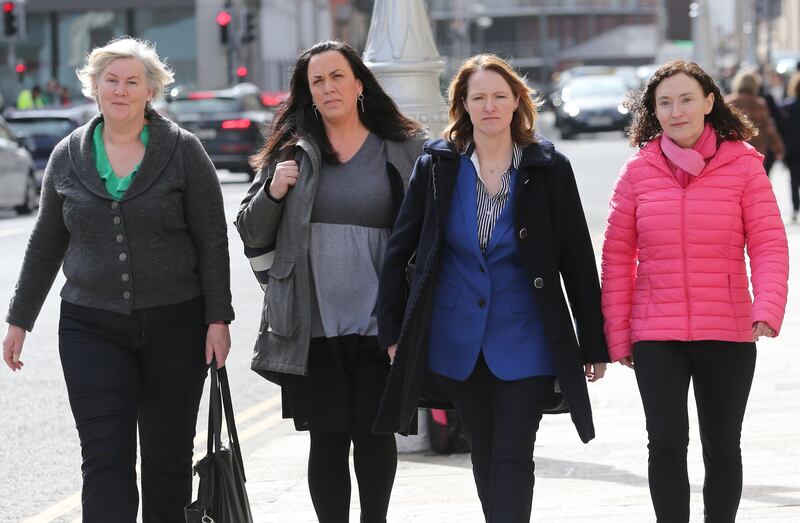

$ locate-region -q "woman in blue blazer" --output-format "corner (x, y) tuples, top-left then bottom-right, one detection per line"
(375, 54), (610, 522)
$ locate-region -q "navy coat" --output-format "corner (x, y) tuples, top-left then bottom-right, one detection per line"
(374, 137), (610, 443)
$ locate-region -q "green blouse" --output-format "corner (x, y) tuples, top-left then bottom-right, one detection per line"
(93, 122), (150, 200)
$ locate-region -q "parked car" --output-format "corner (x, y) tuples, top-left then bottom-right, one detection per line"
(4, 104), (97, 188)
(167, 83), (273, 180)
(0, 116), (37, 215)
(554, 74), (632, 140)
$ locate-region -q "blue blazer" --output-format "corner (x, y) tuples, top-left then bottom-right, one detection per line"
(428, 156), (555, 381)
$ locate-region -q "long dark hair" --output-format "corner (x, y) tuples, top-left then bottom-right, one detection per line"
(627, 60), (756, 148)
(251, 40), (423, 169)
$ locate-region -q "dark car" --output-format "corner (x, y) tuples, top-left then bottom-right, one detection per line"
(0, 116), (37, 215)
(4, 104), (97, 187)
(167, 83), (272, 180)
(554, 74), (632, 140)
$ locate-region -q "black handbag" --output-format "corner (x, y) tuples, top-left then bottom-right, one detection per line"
(185, 364), (254, 523)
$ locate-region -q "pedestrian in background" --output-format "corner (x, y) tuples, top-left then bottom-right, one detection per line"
(725, 68), (785, 173)
(602, 60), (789, 522)
(374, 54), (609, 522)
(16, 84), (45, 109)
(2, 37), (234, 522)
(236, 40), (424, 523)
(780, 72), (800, 223)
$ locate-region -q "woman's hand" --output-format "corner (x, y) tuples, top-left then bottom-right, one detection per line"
(206, 323), (231, 369)
(752, 321), (776, 341)
(618, 356), (635, 369)
(3, 325), (26, 372)
(268, 160), (299, 200)
(584, 362), (606, 382)
(387, 344), (398, 364)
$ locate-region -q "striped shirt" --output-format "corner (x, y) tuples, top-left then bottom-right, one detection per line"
(465, 142), (523, 252)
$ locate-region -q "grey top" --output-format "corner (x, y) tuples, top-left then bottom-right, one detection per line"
(309, 133), (392, 337)
(6, 109), (234, 331)
(235, 133), (425, 378)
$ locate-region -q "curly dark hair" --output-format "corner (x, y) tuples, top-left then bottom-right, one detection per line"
(626, 60), (756, 148)
(251, 40), (423, 170)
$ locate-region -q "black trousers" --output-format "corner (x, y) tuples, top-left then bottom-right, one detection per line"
(633, 340), (756, 523)
(439, 354), (552, 523)
(58, 298), (208, 523)
(786, 158), (800, 212)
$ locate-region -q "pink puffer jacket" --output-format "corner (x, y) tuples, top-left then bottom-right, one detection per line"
(601, 137), (789, 361)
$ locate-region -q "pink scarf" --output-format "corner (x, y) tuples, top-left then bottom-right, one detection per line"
(660, 123), (718, 187)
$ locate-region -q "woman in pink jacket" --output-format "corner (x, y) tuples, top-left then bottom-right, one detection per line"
(602, 60), (789, 522)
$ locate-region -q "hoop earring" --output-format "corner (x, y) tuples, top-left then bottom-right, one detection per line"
(358, 93), (365, 113)
(312, 104), (320, 120)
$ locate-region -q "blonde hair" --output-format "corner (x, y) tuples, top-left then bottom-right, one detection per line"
(443, 54), (540, 152)
(731, 69), (762, 95)
(76, 37), (174, 103)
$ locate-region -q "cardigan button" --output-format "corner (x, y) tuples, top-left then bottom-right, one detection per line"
(113, 216), (121, 225)
(533, 277), (544, 289)
(121, 273), (130, 282)
(478, 298), (487, 308)
(123, 290), (131, 300)
(119, 252), (128, 262)
(519, 228), (528, 239)
(111, 201), (118, 210)
(116, 234), (124, 243)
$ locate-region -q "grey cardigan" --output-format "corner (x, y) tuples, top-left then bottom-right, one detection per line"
(7, 109), (234, 331)
(236, 134), (423, 381)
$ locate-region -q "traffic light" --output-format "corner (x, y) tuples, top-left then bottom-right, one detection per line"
(241, 9), (256, 45)
(216, 9), (232, 46)
(3, 1), (18, 38)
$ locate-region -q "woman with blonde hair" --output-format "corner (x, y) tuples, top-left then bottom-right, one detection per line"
(2, 37), (233, 522)
(725, 68), (785, 171)
(374, 54), (609, 522)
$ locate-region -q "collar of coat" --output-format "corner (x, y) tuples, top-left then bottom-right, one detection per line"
(423, 136), (557, 169)
(68, 107), (180, 201)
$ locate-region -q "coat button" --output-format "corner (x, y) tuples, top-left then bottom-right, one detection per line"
(519, 228), (528, 239)
(479, 265), (486, 273)
(533, 277), (544, 289)
(478, 298), (487, 308)
(123, 290), (131, 300)
(111, 201), (118, 210)
(119, 252), (128, 262)
(121, 273), (130, 282)
(116, 234), (124, 243)
(113, 216), (121, 225)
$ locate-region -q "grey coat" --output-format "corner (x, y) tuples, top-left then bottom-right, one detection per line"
(7, 109), (234, 331)
(236, 135), (423, 382)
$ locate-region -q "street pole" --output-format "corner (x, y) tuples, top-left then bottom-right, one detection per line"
(363, 0), (449, 138)
(362, 0), (449, 452)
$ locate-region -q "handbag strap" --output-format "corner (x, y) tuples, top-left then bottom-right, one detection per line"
(207, 363), (223, 455)
(217, 365), (248, 482)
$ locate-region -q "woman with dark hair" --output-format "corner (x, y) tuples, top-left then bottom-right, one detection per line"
(602, 60), (789, 522)
(236, 40), (423, 523)
(374, 54), (609, 522)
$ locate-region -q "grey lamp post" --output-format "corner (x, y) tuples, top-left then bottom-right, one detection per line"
(363, 0), (449, 451)
(363, 0), (449, 139)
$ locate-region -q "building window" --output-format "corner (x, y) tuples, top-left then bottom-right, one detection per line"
(133, 9), (197, 88)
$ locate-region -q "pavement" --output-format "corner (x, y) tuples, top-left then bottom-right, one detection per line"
(239, 165), (800, 522)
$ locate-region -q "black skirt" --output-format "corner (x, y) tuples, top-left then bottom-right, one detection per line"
(281, 334), (391, 432)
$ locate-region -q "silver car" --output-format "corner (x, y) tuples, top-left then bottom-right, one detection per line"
(0, 116), (37, 215)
